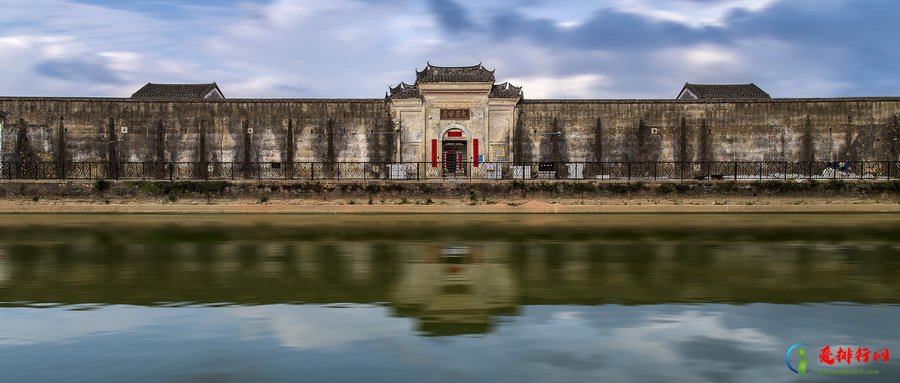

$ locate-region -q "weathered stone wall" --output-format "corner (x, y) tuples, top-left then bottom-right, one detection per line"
(0, 98), (390, 165)
(1, 97), (899, 166)
(517, 98), (900, 163)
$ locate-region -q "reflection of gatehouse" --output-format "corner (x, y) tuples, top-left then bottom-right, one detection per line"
(391, 244), (516, 336)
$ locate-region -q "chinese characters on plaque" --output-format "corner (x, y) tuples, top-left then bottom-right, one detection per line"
(440, 109), (470, 120)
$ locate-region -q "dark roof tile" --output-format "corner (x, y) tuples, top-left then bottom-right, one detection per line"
(415, 63), (495, 83)
(490, 82), (523, 98)
(132, 83), (224, 99)
(388, 82), (420, 99)
(679, 83), (770, 99)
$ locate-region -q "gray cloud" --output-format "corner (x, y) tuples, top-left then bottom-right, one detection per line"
(34, 57), (124, 84)
(428, 0), (474, 34)
(444, 0), (899, 97)
(570, 12), (726, 50)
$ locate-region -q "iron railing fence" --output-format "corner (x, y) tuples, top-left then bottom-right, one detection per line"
(0, 161), (897, 181)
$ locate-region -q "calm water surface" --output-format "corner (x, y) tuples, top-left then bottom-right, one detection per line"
(0, 214), (898, 382)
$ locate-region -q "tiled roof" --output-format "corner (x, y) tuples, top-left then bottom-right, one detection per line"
(679, 83), (769, 99)
(388, 82), (420, 99)
(132, 83), (224, 99)
(490, 82), (523, 98)
(415, 63), (495, 83)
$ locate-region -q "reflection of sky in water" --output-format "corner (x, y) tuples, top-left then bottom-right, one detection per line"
(1, 304), (897, 383)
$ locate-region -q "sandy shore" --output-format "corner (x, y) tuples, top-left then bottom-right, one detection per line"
(1, 197), (897, 213)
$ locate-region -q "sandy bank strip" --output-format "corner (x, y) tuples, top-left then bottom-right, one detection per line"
(1, 203), (898, 214)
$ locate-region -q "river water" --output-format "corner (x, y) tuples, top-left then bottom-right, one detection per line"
(0, 214), (898, 382)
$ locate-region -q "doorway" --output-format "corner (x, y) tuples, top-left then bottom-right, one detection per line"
(442, 128), (467, 176)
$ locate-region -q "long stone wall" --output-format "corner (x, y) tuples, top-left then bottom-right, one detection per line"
(517, 98), (900, 163)
(0, 98), (391, 164)
(1, 97), (898, 165)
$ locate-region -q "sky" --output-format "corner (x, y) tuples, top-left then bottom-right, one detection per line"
(0, 0), (897, 99)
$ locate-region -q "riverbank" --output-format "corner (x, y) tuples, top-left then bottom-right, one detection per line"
(0, 201), (897, 213)
(0, 179), (897, 213)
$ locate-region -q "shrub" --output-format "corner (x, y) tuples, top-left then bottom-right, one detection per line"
(566, 182), (597, 194)
(93, 179), (110, 191)
(125, 181), (229, 196)
(606, 182), (644, 193)
(715, 181), (740, 192)
(510, 180), (527, 191)
(657, 183), (676, 194)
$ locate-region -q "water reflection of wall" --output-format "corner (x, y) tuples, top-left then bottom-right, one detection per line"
(0, 240), (897, 309)
(0, 248), (8, 287)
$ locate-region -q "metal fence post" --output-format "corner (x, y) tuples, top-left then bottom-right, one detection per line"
(733, 162), (738, 181)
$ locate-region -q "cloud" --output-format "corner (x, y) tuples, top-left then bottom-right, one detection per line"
(229, 305), (412, 350)
(35, 56), (125, 84)
(506, 74), (609, 99)
(428, 0), (474, 33)
(0, 0), (897, 98)
(0, 306), (172, 346)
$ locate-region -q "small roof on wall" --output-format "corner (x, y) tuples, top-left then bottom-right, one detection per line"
(490, 82), (523, 98)
(388, 82), (420, 99)
(132, 83), (224, 99)
(678, 83), (770, 100)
